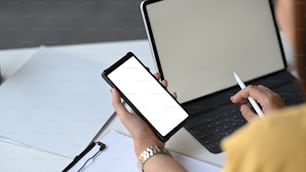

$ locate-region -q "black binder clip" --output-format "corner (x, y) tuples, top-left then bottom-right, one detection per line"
(62, 142), (106, 172)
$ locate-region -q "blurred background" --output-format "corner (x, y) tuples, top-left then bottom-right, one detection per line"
(0, 0), (146, 49)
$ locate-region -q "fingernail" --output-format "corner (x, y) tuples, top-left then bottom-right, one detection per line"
(240, 104), (246, 111)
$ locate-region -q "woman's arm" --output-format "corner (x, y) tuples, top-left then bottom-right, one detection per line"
(111, 73), (187, 172)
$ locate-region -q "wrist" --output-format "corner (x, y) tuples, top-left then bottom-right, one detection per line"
(133, 135), (165, 156)
(137, 145), (171, 172)
(135, 140), (165, 156)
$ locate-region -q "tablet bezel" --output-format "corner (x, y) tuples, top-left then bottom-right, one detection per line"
(140, 0), (287, 104)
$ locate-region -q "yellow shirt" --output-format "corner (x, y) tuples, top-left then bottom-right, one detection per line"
(221, 104), (306, 172)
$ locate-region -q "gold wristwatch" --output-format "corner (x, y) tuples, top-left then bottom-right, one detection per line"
(137, 145), (171, 172)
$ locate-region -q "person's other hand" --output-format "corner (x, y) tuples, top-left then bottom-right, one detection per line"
(111, 73), (176, 156)
(231, 85), (286, 122)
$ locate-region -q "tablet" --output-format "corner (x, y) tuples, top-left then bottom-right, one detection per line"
(141, 0), (285, 103)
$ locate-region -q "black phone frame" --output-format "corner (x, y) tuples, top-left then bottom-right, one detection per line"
(102, 52), (189, 141)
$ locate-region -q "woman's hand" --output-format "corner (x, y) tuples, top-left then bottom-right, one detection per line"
(111, 73), (175, 156)
(231, 85), (286, 122)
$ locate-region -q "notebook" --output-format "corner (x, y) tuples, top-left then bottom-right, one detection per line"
(0, 47), (114, 158)
(141, 0), (305, 153)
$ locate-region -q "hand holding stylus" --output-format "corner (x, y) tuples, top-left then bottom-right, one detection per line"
(233, 72), (264, 118)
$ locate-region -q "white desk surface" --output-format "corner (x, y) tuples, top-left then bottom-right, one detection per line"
(0, 35), (294, 171)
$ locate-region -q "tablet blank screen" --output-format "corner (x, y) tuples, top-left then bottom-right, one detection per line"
(144, 0), (285, 103)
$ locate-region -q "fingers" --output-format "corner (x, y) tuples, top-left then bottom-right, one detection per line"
(231, 85), (268, 104)
(231, 85), (281, 109)
(257, 85), (272, 92)
(240, 104), (259, 122)
(154, 73), (177, 99)
(154, 72), (167, 85)
(231, 85), (286, 120)
(153, 72), (170, 88)
(172, 92), (177, 99)
(154, 72), (161, 80)
(161, 80), (168, 87)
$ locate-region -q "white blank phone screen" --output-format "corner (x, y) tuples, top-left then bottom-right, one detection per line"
(108, 56), (189, 136)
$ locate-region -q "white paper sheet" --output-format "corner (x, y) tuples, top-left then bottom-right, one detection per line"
(0, 47), (114, 158)
(67, 130), (222, 172)
(0, 142), (71, 172)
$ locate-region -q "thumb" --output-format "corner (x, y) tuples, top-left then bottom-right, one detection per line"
(111, 88), (130, 120)
(240, 104), (258, 122)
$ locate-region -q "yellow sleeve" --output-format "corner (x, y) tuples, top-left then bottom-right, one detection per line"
(221, 104), (306, 172)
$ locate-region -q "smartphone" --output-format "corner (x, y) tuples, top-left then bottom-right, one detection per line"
(102, 52), (189, 141)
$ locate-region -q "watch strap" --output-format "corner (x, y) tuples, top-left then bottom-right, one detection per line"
(138, 145), (171, 171)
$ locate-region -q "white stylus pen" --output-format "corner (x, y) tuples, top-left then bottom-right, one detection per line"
(233, 72), (264, 118)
